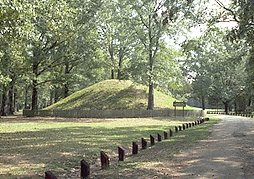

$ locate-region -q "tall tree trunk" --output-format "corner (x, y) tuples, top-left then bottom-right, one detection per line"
(109, 40), (115, 79)
(111, 69), (115, 79)
(147, 15), (154, 110)
(24, 85), (29, 109)
(31, 60), (39, 110)
(8, 78), (15, 115)
(223, 101), (229, 114)
(14, 90), (17, 112)
(31, 80), (38, 110)
(64, 61), (70, 98)
(147, 78), (154, 110)
(147, 46), (154, 110)
(248, 96), (252, 106)
(117, 47), (124, 80)
(64, 84), (69, 98)
(1, 86), (7, 116)
(201, 95), (205, 110)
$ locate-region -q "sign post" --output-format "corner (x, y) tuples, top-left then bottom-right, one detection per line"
(173, 101), (186, 117)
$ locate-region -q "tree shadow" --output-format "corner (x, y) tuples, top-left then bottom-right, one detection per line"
(0, 122), (177, 178)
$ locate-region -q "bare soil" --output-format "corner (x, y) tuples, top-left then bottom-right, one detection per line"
(96, 115), (254, 179)
(171, 115), (254, 178)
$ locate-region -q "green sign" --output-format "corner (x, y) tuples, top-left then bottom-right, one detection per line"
(173, 101), (186, 107)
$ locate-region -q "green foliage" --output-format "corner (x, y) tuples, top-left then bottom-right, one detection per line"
(183, 27), (248, 110)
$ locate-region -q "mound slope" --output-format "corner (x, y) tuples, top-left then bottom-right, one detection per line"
(45, 80), (180, 110)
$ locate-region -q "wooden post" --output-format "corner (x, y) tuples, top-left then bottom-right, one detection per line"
(45, 171), (57, 179)
(157, 133), (162, 142)
(189, 123), (192, 128)
(164, 131), (168, 139)
(195, 121), (197, 125)
(100, 151), (110, 169)
(192, 122), (195, 127)
(141, 138), (147, 149)
(150, 135), (155, 146)
(179, 126), (182, 131)
(186, 123), (189, 129)
(132, 142), (138, 155)
(169, 129), (173, 137)
(182, 124), (185, 130)
(118, 147), (125, 161)
(175, 126), (178, 133)
(80, 160), (90, 179)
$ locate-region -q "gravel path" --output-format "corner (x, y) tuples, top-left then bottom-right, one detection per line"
(173, 115), (254, 179)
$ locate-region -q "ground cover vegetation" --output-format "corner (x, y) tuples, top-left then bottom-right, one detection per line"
(2, 0), (253, 113)
(0, 116), (218, 178)
(45, 79), (196, 110)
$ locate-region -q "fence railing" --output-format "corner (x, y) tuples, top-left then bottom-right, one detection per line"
(23, 109), (202, 118)
(207, 111), (254, 118)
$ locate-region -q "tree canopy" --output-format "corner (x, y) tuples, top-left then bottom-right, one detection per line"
(0, 0), (253, 114)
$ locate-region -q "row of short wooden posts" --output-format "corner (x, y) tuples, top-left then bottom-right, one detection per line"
(45, 118), (208, 179)
(207, 111), (254, 118)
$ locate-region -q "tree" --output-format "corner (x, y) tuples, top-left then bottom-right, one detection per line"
(97, 0), (135, 80)
(124, 0), (194, 110)
(183, 28), (248, 113)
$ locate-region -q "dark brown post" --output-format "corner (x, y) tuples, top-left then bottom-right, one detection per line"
(169, 129), (173, 137)
(186, 123), (189, 129)
(141, 138), (147, 149)
(179, 126), (182, 131)
(175, 126), (178, 133)
(189, 123), (192, 128)
(45, 171), (57, 179)
(132, 142), (138, 155)
(195, 121), (197, 125)
(100, 151), (110, 169)
(150, 135), (155, 146)
(80, 160), (90, 179)
(118, 147), (125, 161)
(182, 124), (185, 130)
(163, 131), (168, 139)
(157, 133), (162, 142)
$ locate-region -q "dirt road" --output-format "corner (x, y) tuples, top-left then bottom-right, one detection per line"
(174, 115), (254, 178)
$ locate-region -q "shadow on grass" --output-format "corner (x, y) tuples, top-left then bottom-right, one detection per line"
(94, 120), (220, 178)
(0, 123), (178, 178)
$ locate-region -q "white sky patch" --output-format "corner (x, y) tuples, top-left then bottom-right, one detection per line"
(164, 0), (238, 48)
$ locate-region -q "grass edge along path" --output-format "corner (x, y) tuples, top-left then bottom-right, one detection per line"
(93, 117), (220, 178)
(0, 117), (196, 178)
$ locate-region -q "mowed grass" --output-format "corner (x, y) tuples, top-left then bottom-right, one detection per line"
(45, 80), (198, 110)
(0, 116), (196, 178)
(95, 116), (220, 178)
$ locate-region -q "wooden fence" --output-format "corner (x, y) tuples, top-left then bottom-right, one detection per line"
(207, 111), (254, 118)
(23, 109), (202, 118)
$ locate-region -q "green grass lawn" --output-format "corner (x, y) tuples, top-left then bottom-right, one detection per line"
(95, 116), (220, 178)
(45, 80), (198, 110)
(0, 116), (218, 179)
